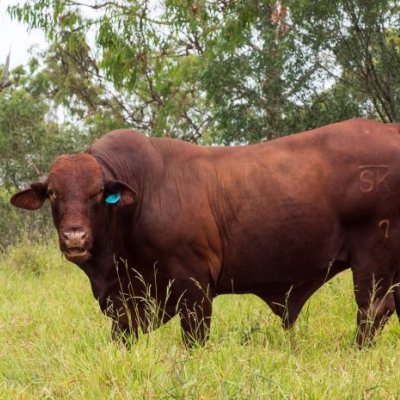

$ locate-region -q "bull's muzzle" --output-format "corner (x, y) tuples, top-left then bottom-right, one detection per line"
(61, 227), (91, 262)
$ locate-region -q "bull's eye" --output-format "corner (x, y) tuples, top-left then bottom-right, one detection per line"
(47, 189), (57, 202)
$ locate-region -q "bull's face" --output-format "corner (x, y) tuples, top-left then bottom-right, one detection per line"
(10, 153), (135, 264)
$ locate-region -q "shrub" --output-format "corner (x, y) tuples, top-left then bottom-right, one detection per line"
(0, 188), (53, 251)
(1, 237), (61, 276)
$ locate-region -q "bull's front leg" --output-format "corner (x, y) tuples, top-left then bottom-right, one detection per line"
(178, 289), (213, 347)
(110, 297), (175, 346)
(111, 291), (211, 348)
(97, 293), (137, 346)
(170, 272), (214, 347)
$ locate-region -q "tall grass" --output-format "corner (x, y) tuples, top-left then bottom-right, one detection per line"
(1, 241), (400, 399)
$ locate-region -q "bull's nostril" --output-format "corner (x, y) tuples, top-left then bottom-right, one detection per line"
(63, 228), (88, 242)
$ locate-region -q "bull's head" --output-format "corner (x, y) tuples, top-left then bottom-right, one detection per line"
(10, 153), (135, 264)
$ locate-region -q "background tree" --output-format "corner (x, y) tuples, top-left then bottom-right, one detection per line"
(5, 0), (400, 143)
(7, 0), (400, 145)
(0, 60), (85, 188)
(287, 0), (400, 123)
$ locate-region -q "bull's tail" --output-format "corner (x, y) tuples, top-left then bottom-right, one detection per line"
(394, 272), (400, 321)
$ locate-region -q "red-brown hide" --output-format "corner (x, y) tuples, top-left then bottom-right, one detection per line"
(10, 118), (400, 347)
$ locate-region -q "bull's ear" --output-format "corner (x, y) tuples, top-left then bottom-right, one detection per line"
(10, 182), (48, 210)
(104, 180), (136, 206)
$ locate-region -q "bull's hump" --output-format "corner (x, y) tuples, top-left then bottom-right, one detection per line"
(89, 130), (148, 153)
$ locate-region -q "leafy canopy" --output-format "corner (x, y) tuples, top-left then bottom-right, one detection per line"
(7, 0), (400, 143)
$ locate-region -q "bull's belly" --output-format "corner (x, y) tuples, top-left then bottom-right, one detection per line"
(216, 224), (344, 294)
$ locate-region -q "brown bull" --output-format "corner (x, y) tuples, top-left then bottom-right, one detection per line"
(10, 118), (400, 347)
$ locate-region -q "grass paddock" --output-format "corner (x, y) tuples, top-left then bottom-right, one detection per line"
(1, 241), (400, 399)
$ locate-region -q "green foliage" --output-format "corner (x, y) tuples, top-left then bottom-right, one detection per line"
(287, 0), (400, 122)
(0, 87), (48, 186)
(0, 62), (87, 189)
(9, 0), (400, 144)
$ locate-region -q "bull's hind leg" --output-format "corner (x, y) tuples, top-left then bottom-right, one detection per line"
(352, 252), (396, 348)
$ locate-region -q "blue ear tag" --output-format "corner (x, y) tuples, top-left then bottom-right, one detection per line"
(105, 193), (121, 204)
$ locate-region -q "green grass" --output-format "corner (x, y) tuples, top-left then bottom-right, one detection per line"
(1, 241), (400, 399)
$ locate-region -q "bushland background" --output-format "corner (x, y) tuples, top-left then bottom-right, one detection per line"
(1, 1), (400, 398)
